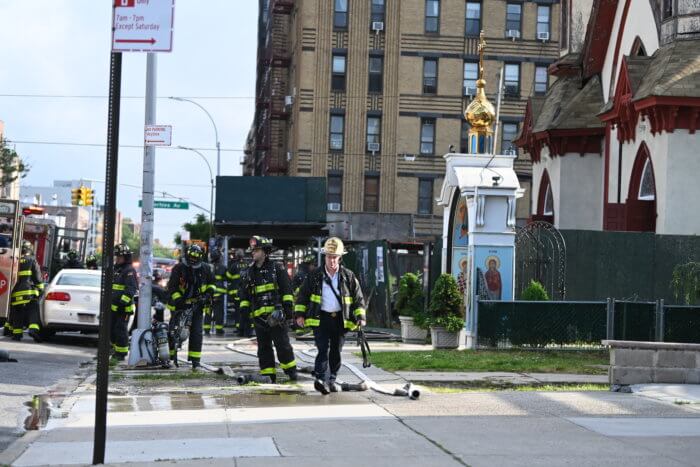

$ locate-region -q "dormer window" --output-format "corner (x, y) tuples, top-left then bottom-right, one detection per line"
(638, 158), (656, 201)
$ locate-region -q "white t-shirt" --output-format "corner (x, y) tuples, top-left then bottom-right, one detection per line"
(321, 267), (341, 312)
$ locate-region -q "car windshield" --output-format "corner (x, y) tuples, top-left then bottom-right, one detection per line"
(56, 273), (101, 288)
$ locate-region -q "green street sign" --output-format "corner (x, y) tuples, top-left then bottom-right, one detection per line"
(139, 200), (189, 210)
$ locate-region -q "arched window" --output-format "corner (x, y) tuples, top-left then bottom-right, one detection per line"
(534, 170), (554, 223)
(626, 143), (656, 232)
(544, 184), (554, 215)
(631, 37), (647, 57)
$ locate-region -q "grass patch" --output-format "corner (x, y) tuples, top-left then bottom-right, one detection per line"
(425, 383), (609, 393)
(366, 349), (609, 374)
(132, 372), (226, 381)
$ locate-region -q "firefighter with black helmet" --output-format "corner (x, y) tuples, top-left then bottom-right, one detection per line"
(85, 253), (98, 270)
(238, 236), (297, 382)
(226, 248), (251, 337)
(166, 244), (215, 369)
(111, 243), (137, 361)
(63, 249), (84, 269)
(204, 248), (227, 336)
(295, 237), (366, 394)
(292, 253), (317, 297)
(9, 241), (45, 342)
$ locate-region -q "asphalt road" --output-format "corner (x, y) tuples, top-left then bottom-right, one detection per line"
(0, 332), (96, 452)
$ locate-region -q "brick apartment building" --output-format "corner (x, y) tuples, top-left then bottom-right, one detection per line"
(245, 0), (561, 241)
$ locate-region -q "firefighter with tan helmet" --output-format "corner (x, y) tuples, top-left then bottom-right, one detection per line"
(238, 236), (297, 382)
(295, 237), (366, 394)
(9, 241), (45, 342)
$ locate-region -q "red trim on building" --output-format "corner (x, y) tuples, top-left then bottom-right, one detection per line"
(607, 0), (632, 83)
(603, 123), (612, 228)
(535, 170), (555, 224)
(599, 59), (637, 142)
(582, 0), (620, 79)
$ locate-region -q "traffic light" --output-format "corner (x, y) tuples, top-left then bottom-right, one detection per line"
(71, 188), (83, 206)
(84, 187), (94, 206)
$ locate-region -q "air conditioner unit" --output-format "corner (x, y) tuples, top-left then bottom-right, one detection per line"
(286, 151), (293, 161)
(537, 31), (549, 41)
(367, 142), (380, 153)
(328, 202), (341, 212)
(463, 86), (476, 96)
(403, 153), (416, 161)
(284, 95), (294, 107)
(506, 29), (520, 40)
(372, 21), (384, 32)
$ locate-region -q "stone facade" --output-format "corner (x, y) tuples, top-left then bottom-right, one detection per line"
(247, 0), (560, 240)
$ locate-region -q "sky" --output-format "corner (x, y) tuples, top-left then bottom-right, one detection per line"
(0, 0), (258, 247)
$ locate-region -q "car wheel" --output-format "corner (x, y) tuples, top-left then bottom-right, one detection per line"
(39, 328), (56, 341)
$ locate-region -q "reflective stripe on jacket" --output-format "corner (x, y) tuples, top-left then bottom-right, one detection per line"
(111, 262), (137, 313)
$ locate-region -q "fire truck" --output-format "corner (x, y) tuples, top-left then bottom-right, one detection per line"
(0, 199), (88, 328)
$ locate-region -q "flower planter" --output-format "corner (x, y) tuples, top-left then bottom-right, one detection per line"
(399, 315), (428, 344)
(430, 326), (462, 349)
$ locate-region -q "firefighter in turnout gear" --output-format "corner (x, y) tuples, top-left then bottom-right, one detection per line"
(238, 236), (297, 382)
(295, 237), (366, 394)
(204, 249), (227, 336)
(111, 244), (137, 361)
(9, 241), (45, 342)
(226, 248), (252, 337)
(85, 253), (98, 270)
(292, 254), (317, 297)
(63, 249), (84, 270)
(166, 244), (215, 369)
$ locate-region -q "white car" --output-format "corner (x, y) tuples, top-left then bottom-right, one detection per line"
(41, 269), (102, 336)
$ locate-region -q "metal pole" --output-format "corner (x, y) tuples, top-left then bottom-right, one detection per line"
(492, 64), (505, 155)
(137, 53), (157, 332)
(177, 146), (213, 239)
(93, 51), (122, 466)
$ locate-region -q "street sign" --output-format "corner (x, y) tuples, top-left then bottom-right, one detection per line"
(112, 0), (175, 53)
(144, 125), (172, 146)
(138, 199), (189, 209)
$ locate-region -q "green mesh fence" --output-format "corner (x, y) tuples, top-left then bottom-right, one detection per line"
(612, 301), (656, 342)
(664, 306), (700, 343)
(477, 301), (607, 348)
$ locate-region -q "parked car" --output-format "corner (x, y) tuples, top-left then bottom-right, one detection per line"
(40, 269), (102, 337)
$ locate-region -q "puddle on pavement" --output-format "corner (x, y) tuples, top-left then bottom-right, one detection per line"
(24, 395), (51, 430)
(107, 392), (365, 412)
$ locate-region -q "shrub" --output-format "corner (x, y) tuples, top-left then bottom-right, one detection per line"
(395, 272), (424, 318)
(428, 273), (465, 332)
(521, 280), (550, 301)
(671, 262), (700, 305)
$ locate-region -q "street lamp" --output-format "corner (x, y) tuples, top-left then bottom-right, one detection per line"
(168, 97), (220, 178)
(177, 146), (214, 239)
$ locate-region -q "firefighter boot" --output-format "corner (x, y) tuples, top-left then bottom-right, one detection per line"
(28, 328), (42, 343)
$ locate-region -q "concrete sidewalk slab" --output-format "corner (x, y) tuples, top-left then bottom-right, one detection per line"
(395, 371), (607, 385)
(631, 383), (700, 406)
(567, 417), (700, 437)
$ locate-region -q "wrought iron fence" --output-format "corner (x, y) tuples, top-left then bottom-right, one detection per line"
(476, 299), (700, 348)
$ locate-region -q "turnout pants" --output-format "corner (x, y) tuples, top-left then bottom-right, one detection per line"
(168, 306), (203, 363)
(313, 312), (346, 382)
(9, 301), (41, 338)
(203, 299), (225, 334)
(254, 318), (296, 378)
(110, 311), (130, 357)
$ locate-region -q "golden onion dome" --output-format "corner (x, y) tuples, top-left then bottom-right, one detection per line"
(465, 78), (496, 132)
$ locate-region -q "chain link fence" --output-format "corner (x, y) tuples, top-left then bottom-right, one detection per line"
(476, 299), (700, 348)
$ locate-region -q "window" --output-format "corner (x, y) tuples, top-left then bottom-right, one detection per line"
(561, 0), (568, 49)
(368, 56), (383, 93)
(420, 118), (436, 155)
(367, 117), (381, 151)
(501, 122), (518, 155)
(535, 65), (548, 95)
(334, 0), (348, 29)
(505, 3), (521, 36)
(329, 115), (345, 150)
(418, 179), (433, 214)
(465, 2), (481, 37)
(537, 5), (550, 39)
(364, 176), (379, 212)
(423, 58), (438, 94)
(662, 0), (673, 19)
(638, 158), (656, 200)
(543, 184), (553, 216)
(331, 55), (346, 91)
(425, 0), (440, 33)
(460, 120), (470, 153)
(463, 61), (478, 96)
(371, 0), (385, 23)
(328, 174), (343, 207)
(504, 63), (520, 96)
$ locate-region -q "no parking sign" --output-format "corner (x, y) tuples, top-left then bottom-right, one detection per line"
(0, 271), (8, 296)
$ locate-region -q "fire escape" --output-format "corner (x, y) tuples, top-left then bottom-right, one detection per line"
(251, 0), (293, 176)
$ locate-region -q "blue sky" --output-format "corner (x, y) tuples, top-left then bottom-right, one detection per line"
(0, 0), (258, 246)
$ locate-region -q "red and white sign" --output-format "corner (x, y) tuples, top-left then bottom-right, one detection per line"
(0, 271), (8, 296)
(112, 0), (175, 53)
(144, 125), (172, 146)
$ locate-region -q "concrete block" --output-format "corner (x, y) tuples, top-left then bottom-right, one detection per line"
(656, 350), (696, 368)
(686, 370), (700, 384)
(653, 368), (687, 384)
(611, 349), (655, 367)
(610, 366), (653, 385)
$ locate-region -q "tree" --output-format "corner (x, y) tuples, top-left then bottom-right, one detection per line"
(174, 213), (212, 246)
(671, 262), (700, 305)
(0, 138), (30, 197)
(121, 219), (140, 259)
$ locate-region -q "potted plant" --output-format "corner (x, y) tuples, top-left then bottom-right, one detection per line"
(396, 272), (428, 343)
(428, 273), (465, 349)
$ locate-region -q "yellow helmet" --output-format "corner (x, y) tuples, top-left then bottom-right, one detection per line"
(323, 237), (347, 256)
